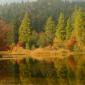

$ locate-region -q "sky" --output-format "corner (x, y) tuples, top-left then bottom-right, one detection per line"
(0, 0), (84, 4)
(0, 0), (37, 4)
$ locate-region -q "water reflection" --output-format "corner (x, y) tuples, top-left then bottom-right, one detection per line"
(0, 54), (85, 85)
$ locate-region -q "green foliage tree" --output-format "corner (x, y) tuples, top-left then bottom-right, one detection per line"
(72, 7), (84, 44)
(55, 13), (65, 41)
(45, 16), (55, 44)
(19, 13), (31, 49)
(37, 32), (47, 47)
(66, 18), (73, 40)
(30, 30), (38, 49)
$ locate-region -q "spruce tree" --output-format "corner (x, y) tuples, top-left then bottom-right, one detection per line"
(66, 18), (72, 40)
(72, 7), (84, 44)
(19, 13), (31, 49)
(55, 13), (65, 41)
(45, 16), (55, 44)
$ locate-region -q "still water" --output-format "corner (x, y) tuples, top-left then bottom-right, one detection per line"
(0, 54), (85, 85)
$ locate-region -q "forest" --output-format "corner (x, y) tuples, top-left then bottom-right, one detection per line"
(0, 0), (85, 85)
(0, 0), (85, 49)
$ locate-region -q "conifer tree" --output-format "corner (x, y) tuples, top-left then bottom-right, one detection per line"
(45, 16), (55, 44)
(55, 13), (65, 41)
(66, 18), (72, 40)
(30, 31), (38, 49)
(72, 7), (84, 44)
(19, 13), (31, 49)
(37, 32), (46, 47)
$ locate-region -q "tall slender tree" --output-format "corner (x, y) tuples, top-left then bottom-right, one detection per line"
(12, 17), (21, 44)
(55, 13), (65, 41)
(66, 18), (72, 40)
(19, 13), (31, 49)
(45, 16), (55, 44)
(72, 7), (84, 44)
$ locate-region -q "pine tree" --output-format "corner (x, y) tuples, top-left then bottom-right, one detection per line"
(72, 7), (84, 44)
(19, 13), (31, 49)
(55, 13), (65, 41)
(66, 18), (72, 40)
(45, 16), (55, 44)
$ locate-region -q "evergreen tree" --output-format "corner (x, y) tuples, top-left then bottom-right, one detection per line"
(30, 30), (38, 49)
(12, 17), (21, 44)
(45, 16), (55, 44)
(66, 18), (72, 40)
(72, 7), (84, 44)
(55, 13), (65, 41)
(37, 32), (47, 47)
(19, 13), (31, 49)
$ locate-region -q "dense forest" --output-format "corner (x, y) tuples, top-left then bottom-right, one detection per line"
(0, 0), (85, 50)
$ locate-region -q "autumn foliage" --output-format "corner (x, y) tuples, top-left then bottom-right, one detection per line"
(0, 19), (11, 50)
(66, 37), (77, 50)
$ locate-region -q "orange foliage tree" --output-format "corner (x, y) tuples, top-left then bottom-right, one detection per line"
(66, 37), (77, 50)
(0, 19), (12, 51)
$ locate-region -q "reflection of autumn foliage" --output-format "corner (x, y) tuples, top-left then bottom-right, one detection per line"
(11, 39), (78, 70)
(0, 19), (11, 51)
(67, 55), (77, 70)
